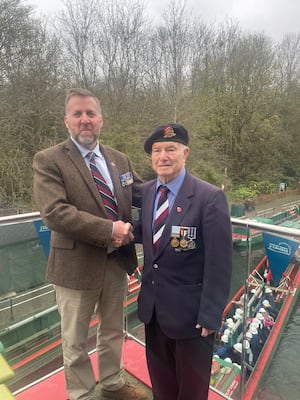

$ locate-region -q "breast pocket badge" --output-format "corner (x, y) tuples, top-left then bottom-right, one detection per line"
(120, 172), (133, 187)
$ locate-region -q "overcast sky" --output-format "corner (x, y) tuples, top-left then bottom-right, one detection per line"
(27, 0), (299, 42)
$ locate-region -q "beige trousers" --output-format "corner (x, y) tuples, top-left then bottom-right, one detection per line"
(55, 258), (127, 400)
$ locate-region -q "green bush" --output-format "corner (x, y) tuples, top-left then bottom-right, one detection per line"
(231, 186), (257, 201)
(247, 181), (275, 195)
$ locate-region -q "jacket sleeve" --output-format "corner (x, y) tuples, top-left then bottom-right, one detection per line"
(33, 149), (113, 248)
(197, 189), (233, 330)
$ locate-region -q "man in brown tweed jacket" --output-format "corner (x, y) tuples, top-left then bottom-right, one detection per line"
(33, 88), (146, 400)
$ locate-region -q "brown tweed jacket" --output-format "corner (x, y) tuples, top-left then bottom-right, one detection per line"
(33, 138), (142, 290)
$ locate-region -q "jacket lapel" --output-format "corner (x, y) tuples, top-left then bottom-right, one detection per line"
(142, 180), (157, 258)
(65, 139), (107, 213)
(155, 174), (194, 258)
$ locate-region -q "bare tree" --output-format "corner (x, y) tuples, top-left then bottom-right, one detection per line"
(189, 21), (214, 96)
(94, 0), (148, 112)
(156, 0), (192, 121)
(275, 34), (300, 176)
(56, 0), (100, 88)
(1, 0), (300, 201)
(0, 0), (63, 205)
(0, 0), (36, 82)
(276, 33), (300, 90)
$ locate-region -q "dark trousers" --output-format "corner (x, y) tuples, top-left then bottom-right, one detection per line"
(145, 313), (214, 400)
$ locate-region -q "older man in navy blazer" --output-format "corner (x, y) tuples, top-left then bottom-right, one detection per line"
(135, 123), (232, 400)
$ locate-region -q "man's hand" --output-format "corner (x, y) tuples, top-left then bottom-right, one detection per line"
(112, 221), (134, 247)
(195, 324), (215, 337)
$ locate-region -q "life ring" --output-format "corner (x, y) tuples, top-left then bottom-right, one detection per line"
(211, 359), (220, 375)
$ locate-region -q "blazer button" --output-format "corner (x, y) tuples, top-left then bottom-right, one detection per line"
(151, 280), (154, 285)
(153, 264), (158, 269)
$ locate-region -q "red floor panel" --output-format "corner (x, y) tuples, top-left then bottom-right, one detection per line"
(14, 337), (225, 400)
(14, 338), (150, 400)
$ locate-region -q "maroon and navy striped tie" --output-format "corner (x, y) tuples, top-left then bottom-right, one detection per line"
(88, 152), (119, 221)
(153, 185), (169, 250)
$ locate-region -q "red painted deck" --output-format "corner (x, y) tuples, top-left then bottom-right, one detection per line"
(14, 338), (151, 400)
(14, 336), (225, 400)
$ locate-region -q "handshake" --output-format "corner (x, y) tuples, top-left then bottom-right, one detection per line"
(112, 221), (134, 248)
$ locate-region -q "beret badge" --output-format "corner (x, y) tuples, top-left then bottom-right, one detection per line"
(163, 125), (176, 138)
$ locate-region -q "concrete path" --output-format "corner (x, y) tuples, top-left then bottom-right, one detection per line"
(245, 190), (300, 218)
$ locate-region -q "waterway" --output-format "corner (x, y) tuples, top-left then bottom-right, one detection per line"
(260, 296), (300, 400)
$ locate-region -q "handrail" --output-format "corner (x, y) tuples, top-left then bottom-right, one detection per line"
(231, 217), (300, 237)
(0, 212), (40, 224)
(0, 211), (299, 235)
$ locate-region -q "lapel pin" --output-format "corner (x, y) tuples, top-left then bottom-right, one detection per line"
(177, 207), (182, 213)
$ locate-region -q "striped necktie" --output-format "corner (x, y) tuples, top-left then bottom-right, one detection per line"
(153, 185), (169, 250)
(88, 152), (119, 221)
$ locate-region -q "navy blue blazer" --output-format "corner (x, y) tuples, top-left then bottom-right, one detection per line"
(135, 172), (232, 339)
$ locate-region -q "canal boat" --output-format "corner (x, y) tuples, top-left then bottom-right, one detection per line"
(232, 206), (300, 247)
(209, 231), (300, 399)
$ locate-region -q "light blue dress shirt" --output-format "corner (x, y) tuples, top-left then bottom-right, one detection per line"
(152, 168), (186, 224)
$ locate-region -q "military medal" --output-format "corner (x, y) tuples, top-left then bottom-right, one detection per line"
(187, 240), (196, 249)
(179, 227), (189, 249)
(171, 238), (180, 248)
(180, 239), (188, 248)
(171, 226), (180, 248)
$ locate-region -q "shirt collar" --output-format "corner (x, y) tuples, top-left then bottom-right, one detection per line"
(70, 137), (103, 160)
(156, 168), (186, 196)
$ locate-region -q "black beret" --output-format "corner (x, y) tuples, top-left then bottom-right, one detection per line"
(144, 123), (189, 154)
